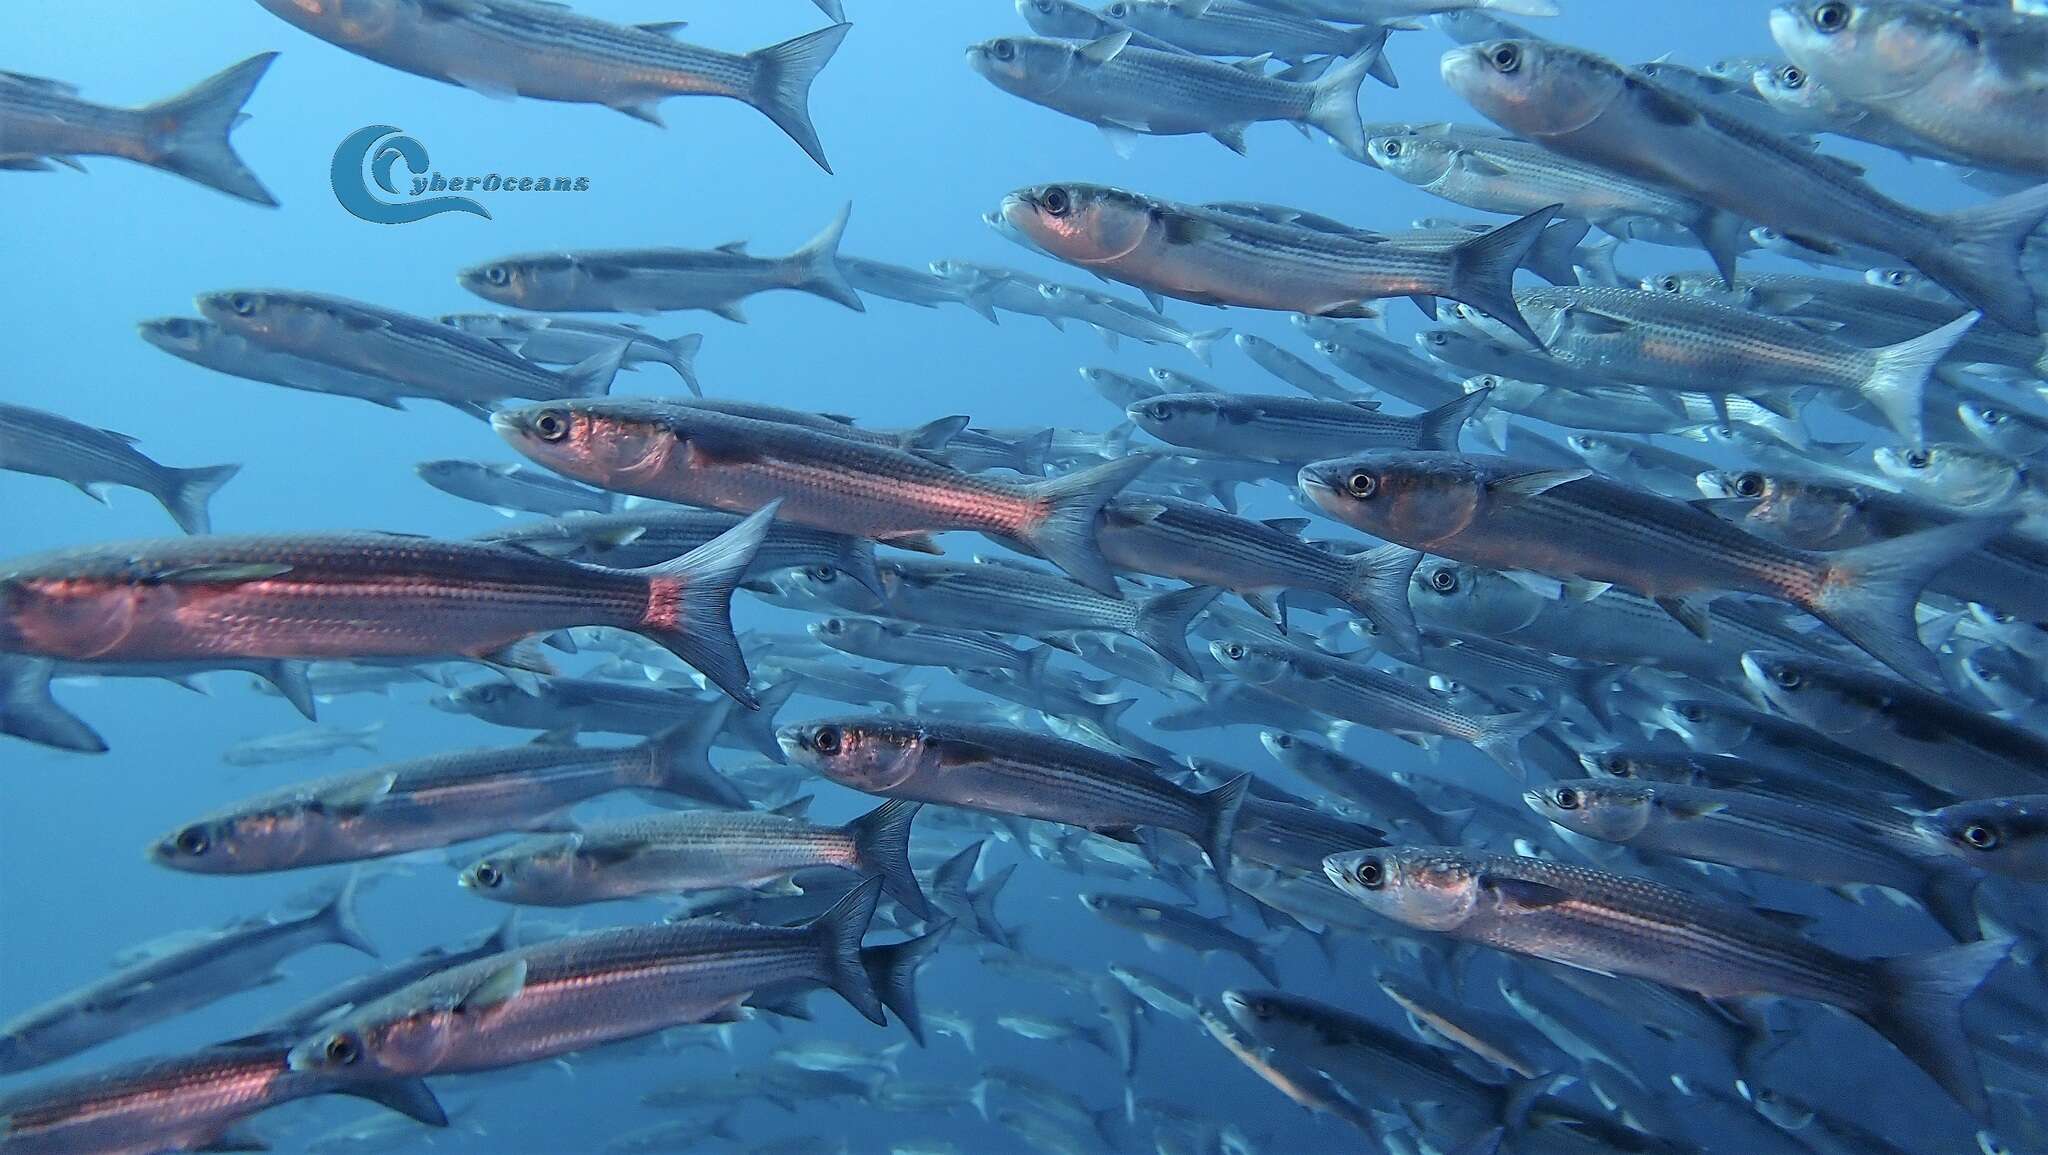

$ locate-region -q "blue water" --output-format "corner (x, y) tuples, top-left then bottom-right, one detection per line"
(0, 3), (2016, 1153)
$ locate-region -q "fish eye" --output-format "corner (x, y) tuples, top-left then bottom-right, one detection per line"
(1771, 667), (1802, 690)
(1902, 449), (1931, 469)
(1382, 138), (1403, 158)
(811, 725), (843, 755)
(1959, 822), (2000, 850)
(1354, 857), (1385, 889)
(531, 410), (570, 442)
(1603, 755), (1633, 777)
(1489, 43), (1521, 73)
(1990, 610), (2015, 624)
(1429, 568), (1458, 593)
(1272, 734), (1293, 749)
(822, 619), (845, 634)
(1041, 186), (1071, 217)
(1733, 472), (1765, 498)
(1147, 403), (1172, 422)
(174, 826), (210, 856)
(809, 565), (838, 583)
(1033, 0), (1052, 10)
(1678, 704), (1705, 722)
(1978, 409), (2007, 426)
(1345, 472), (1377, 498)
(1885, 270), (1908, 286)
(1552, 787), (1580, 810)
(1106, 1), (1127, 15)
(1779, 65), (1805, 89)
(484, 265), (510, 287)
(1426, 331), (1448, 346)
(1658, 275), (1680, 292)
(1222, 642), (1246, 661)
(323, 1034), (361, 1066)
(1478, 376), (1498, 388)
(471, 862), (503, 888)
(229, 294), (256, 317)
(991, 39), (1016, 62)
(1811, 1), (1849, 32)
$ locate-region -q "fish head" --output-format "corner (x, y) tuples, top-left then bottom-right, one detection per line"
(433, 680), (531, 722)
(1739, 651), (1865, 734)
(1460, 372), (1537, 408)
(1324, 847), (1481, 932)
(1440, 40), (1623, 139)
(289, 1001), (454, 1081)
(1206, 637), (1295, 686)
(1914, 797), (2047, 879)
(458, 255), (573, 309)
(150, 806), (304, 874)
(1409, 559), (1544, 635)
(458, 836), (583, 906)
(249, 0), (407, 40)
(1957, 403), (2040, 459)
(1524, 780), (1655, 842)
(195, 290), (336, 350)
(1739, 1079), (1820, 1129)
(1769, 2), (1958, 102)
(1749, 59), (1840, 120)
(135, 316), (217, 357)
(1641, 269), (1742, 303)
(1126, 393), (1226, 444)
(1298, 451), (1483, 546)
(0, 570), (161, 661)
(966, 36), (1075, 98)
(1015, 0), (1108, 39)
(1874, 442), (2017, 507)
(1365, 131), (1458, 184)
(777, 717), (931, 793)
(1656, 699), (1754, 751)
(1000, 184), (1157, 265)
(1960, 647), (2035, 712)
(492, 400), (675, 488)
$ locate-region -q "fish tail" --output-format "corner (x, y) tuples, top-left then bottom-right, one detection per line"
(1471, 706), (1555, 778)
(1499, 1072), (1574, 1131)
(807, 875), (886, 1025)
(1858, 313), (1978, 442)
(747, 23), (853, 173)
(1306, 48), (1376, 162)
(833, 536), (888, 601)
(1926, 183), (2048, 334)
(662, 333), (704, 396)
(929, 839), (984, 915)
(903, 414), (970, 451)
(157, 462), (240, 535)
(643, 699), (749, 809)
(1863, 937), (2012, 1120)
(1524, 217), (1592, 286)
(1919, 871), (1984, 944)
(810, 0), (847, 20)
(560, 343), (625, 399)
(728, 678), (798, 763)
(0, 656), (106, 753)
(790, 202), (865, 311)
(629, 501), (779, 708)
(257, 660), (316, 721)
(1129, 583), (1223, 679)
(1240, 938), (1283, 986)
(1020, 453), (1157, 595)
(349, 721), (384, 751)
(1804, 516), (2014, 688)
(1353, 27), (1399, 88)
(970, 1078), (989, 1119)
(860, 918), (951, 1045)
(1183, 328), (1229, 366)
(1447, 204), (1558, 349)
(1335, 544), (1423, 658)
(137, 52), (278, 206)
(317, 871), (380, 958)
(967, 863), (1019, 948)
(1195, 771), (1250, 887)
(848, 798), (931, 918)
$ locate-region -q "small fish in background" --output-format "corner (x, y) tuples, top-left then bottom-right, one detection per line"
(0, 401), (239, 535)
(221, 720), (384, 767)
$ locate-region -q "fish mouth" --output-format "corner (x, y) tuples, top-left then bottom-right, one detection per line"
(488, 411), (522, 438)
(1438, 45), (1485, 90)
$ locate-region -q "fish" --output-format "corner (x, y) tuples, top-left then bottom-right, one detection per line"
(417, 459), (617, 518)
(1324, 846), (2011, 1118)
(0, 878), (377, 1074)
(0, 509), (774, 707)
(434, 676), (789, 761)
(479, 507), (884, 597)
(1374, 968), (1557, 1078)
(1260, 729), (1469, 842)
(1299, 449), (2006, 687)
(492, 398), (1151, 596)
(140, 317), (495, 420)
(1084, 894), (1278, 983)
(284, 879), (896, 1081)
(1208, 636), (1548, 775)
(0, 53), (276, 203)
(809, 616), (1034, 673)
(438, 313), (705, 393)
(999, 182), (1557, 346)
(0, 1037), (445, 1155)
(458, 205), (863, 318)
(196, 290), (625, 409)
(1107, 962), (1202, 1022)
(250, 1), (851, 171)
(1103, 1), (1398, 81)
(1035, 282), (1228, 361)
(456, 798), (929, 915)
(967, 33), (1376, 159)
(1914, 795), (2048, 883)
(1128, 388), (1486, 462)
(1234, 332), (1354, 399)
(221, 721), (384, 767)
(0, 401), (239, 535)
(1770, 1), (2048, 177)
(153, 712), (740, 874)
(1440, 37), (2048, 332)
(779, 716), (1247, 882)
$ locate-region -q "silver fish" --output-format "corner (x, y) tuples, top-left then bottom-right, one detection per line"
(0, 401), (238, 535)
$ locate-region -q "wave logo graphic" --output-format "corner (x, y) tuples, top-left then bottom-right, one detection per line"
(331, 125), (491, 225)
